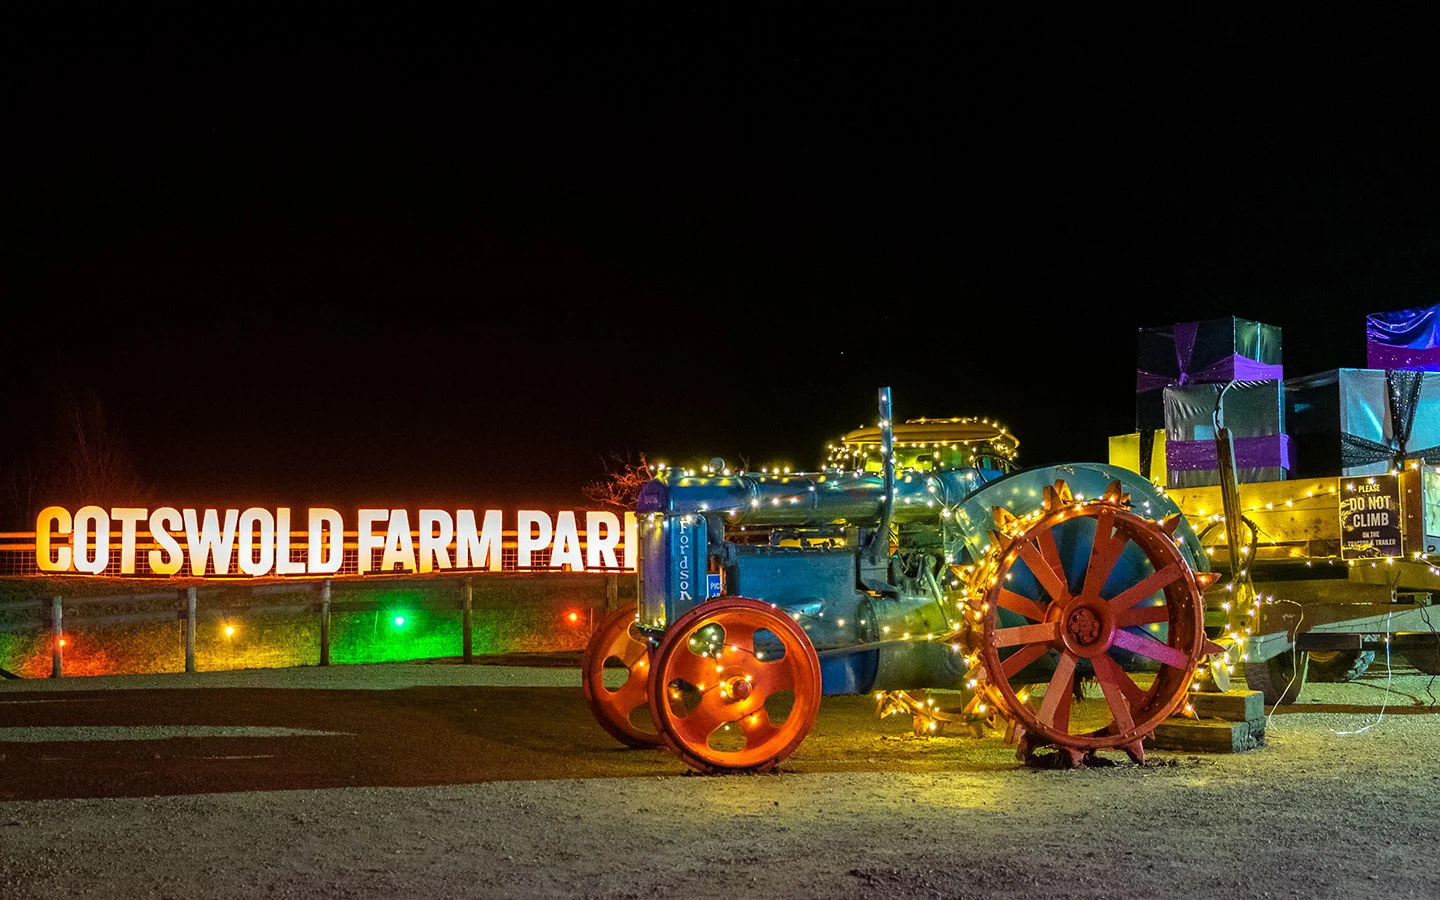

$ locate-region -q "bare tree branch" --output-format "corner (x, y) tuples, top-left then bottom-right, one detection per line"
(582, 451), (652, 510)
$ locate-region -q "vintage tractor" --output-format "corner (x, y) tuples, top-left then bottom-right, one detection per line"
(583, 389), (1221, 772)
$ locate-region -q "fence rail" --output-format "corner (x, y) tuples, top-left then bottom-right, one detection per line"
(1, 572), (622, 678)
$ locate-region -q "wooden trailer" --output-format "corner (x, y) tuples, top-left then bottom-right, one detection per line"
(1167, 462), (1440, 703)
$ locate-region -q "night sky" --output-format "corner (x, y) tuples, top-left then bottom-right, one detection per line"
(4, 9), (1439, 521)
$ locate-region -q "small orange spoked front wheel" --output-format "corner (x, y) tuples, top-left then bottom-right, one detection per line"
(581, 604), (663, 749)
(649, 598), (822, 774)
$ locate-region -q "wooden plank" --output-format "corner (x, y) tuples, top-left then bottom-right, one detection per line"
(1172, 477), (1345, 546)
(1349, 560), (1440, 592)
(1425, 469), (1440, 548)
(1188, 690), (1263, 722)
(50, 596), (62, 679)
(54, 591), (187, 608)
(1263, 603), (1435, 635)
(461, 577), (473, 665)
(1150, 718), (1263, 753)
(319, 579), (331, 667)
(184, 587), (197, 673)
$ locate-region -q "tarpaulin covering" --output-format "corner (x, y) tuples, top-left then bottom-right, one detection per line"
(1367, 304), (1440, 371)
(1136, 318), (1283, 430)
(1163, 380), (1290, 488)
(1286, 368), (1440, 478)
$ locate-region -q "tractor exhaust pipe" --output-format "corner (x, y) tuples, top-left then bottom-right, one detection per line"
(869, 386), (895, 565)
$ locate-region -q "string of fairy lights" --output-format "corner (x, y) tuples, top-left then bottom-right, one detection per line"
(639, 411), (1440, 753)
(645, 442), (1217, 744)
(824, 416), (1020, 474)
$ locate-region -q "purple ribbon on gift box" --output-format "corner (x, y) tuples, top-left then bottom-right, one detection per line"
(1136, 321), (1284, 392)
(1165, 434), (1295, 472)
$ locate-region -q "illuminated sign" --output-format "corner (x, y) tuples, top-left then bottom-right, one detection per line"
(33, 506), (637, 578)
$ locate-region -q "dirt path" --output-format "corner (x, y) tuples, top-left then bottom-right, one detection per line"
(2, 664), (1439, 898)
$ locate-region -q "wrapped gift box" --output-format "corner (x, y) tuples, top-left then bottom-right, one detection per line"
(1286, 368), (1440, 477)
(1136, 317), (1284, 431)
(1367, 304), (1440, 371)
(1163, 380), (1291, 489)
(1108, 430), (1167, 483)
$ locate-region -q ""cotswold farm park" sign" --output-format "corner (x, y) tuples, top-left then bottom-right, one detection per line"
(33, 506), (638, 578)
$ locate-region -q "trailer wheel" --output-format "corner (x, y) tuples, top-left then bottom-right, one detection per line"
(649, 598), (822, 774)
(976, 490), (1210, 765)
(1403, 637), (1440, 675)
(582, 604), (663, 749)
(1305, 649), (1375, 683)
(1243, 650), (1306, 705)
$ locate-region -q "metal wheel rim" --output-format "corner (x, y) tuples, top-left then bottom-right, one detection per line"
(980, 503), (1206, 751)
(649, 598), (822, 773)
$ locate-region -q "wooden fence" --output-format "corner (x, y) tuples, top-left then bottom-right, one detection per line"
(0, 573), (623, 678)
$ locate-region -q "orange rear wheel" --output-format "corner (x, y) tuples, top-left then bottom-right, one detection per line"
(978, 501), (1208, 764)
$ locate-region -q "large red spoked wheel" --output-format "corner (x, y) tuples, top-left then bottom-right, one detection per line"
(649, 598), (822, 774)
(582, 604), (663, 748)
(979, 501), (1208, 765)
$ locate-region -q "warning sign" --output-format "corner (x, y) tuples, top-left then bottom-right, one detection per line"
(1339, 474), (1404, 560)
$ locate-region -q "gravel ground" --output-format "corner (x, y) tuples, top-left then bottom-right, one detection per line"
(2, 661), (1440, 899)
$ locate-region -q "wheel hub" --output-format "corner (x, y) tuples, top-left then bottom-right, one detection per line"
(1067, 607), (1102, 646)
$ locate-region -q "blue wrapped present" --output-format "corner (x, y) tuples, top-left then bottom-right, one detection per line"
(1286, 368), (1440, 477)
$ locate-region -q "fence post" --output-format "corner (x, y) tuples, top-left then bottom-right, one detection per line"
(319, 579), (331, 667)
(184, 587), (197, 673)
(462, 576), (473, 665)
(50, 596), (63, 678)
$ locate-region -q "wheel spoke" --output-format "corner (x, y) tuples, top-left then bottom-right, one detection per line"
(1092, 654), (1136, 734)
(607, 671), (649, 711)
(1000, 641), (1051, 679)
(1019, 538), (1071, 603)
(997, 588), (1047, 623)
(992, 621), (1060, 648)
(617, 632), (649, 668)
(1036, 529), (1067, 588)
(665, 646), (717, 685)
(723, 623), (758, 656)
(1080, 510), (1127, 599)
(674, 687), (730, 740)
(748, 661), (796, 697)
(1116, 604), (1169, 629)
(741, 709), (782, 748)
(1110, 627), (1190, 669)
(1106, 563), (1183, 613)
(1037, 651), (1077, 730)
